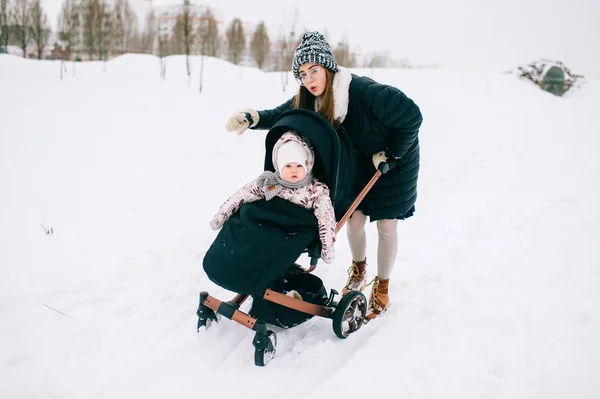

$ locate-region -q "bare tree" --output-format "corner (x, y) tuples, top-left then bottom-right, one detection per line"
(58, 0), (81, 77)
(250, 21), (270, 69)
(82, 0), (98, 59)
(111, 0), (124, 53)
(95, 0), (111, 63)
(29, 0), (49, 59)
(140, 9), (155, 54)
(276, 31), (288, 90)
(180, 0), (193, 83)
(277, 7), (300, 90)
(226, 17), (244, 65)
(281, 31), (299, 69)
(57, 0), (80, 57)
(81, 0), (111, 61)
(196, 7), (219, 93)
(169, 16), (182, 55)
(367, 52), (388, 68)
(1, 0), (12, 52)
(197, 7), (218, 57)
(13, 0), (30, 57)
(333, 36), (356, 67)
(130, 29), (143, 53)
(157, 32), (167, 79)
(112, 0), (137, 55)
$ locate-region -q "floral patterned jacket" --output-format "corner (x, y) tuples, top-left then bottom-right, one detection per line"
(210, 133), (336, 263)
(210, 179), (336, 263)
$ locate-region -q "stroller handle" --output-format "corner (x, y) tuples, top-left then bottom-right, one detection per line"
(300, 169), (384, 274)
(336, 169), (384, 234)
(378, 161), (390, 174)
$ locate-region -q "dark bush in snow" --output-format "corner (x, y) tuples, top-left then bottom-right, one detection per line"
(516, 59), (584, 96)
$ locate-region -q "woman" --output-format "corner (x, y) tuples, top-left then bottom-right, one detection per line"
(225, 31), (423, 321)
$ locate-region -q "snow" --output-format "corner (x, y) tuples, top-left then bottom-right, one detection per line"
(1, 53), (599, 399)
(3, 45), (24, 57)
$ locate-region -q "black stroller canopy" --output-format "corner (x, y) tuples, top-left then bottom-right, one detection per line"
(263, 109), (355, 219)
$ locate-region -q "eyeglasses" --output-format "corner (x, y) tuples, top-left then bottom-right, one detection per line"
(296, 67), (322, 86)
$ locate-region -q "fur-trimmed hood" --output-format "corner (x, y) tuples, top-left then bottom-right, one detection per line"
(271, 132), (315, 176)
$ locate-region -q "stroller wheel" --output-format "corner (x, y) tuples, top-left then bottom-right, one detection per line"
(196, 292), (217, 331)
(254, 330), (277, 367)
(332, 291), (367, 339)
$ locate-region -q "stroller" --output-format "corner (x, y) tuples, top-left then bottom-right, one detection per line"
(197, 109), (390, 366)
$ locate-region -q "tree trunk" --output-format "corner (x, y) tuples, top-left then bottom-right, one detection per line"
(281, 70), (286, 92)
(198, 55), (204, 93)
(160, 57), (166, 80)
(186, 54), (190, 86)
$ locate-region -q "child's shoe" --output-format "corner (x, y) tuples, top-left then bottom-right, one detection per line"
(286, 290), (303, 300)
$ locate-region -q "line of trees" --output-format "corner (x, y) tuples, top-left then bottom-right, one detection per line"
(1, 0), (393, 69)
(1, 0), (50, 59)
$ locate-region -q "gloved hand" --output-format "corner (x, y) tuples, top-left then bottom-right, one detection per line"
(225, 109), (259, 135)
(372, 151), (399, 173)
(210, 213), (228, 230)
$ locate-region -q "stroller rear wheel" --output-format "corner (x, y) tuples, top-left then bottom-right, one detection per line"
(332, 291), (367, 338)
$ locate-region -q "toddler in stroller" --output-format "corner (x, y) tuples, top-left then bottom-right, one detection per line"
(198, 109), (387, 366)
(209, 131), (337, 265)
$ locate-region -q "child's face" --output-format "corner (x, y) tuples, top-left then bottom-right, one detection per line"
(281, 162), (306, 182)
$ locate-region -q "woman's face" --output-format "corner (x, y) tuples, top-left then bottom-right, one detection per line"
(297, 63), (327, 97)
(280, 162), (306, 182)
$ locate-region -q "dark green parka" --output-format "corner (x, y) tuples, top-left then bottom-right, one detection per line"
(253, 68), (423, 221)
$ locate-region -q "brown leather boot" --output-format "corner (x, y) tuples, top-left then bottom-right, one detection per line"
(342, 259), (367, 296)
(365, 277), (390, 322)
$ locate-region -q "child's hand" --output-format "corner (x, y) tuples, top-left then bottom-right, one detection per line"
(210, 213), (227, 230)
(321, 246), (335, 264)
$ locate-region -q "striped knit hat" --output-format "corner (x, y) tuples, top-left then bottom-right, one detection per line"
(292, 31), (339, 79)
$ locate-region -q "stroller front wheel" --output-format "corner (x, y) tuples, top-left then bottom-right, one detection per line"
(332, 291), (367, 338)
(254, 330), (277, 366)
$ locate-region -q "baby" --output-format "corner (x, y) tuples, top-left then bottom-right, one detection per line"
(210, 132), (336, 263)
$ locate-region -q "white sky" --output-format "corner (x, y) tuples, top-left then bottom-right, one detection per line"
(41, 0), (600, 74)
(1, 53), (599, 398)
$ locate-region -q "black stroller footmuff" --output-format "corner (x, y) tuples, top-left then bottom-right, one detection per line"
(203, 196), (321, 295)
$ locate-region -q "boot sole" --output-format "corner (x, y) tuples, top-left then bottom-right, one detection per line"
(341, 280), (367, 296)
(364, 301), (391, 324)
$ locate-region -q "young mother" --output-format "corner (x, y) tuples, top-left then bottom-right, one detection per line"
(225, 31), (423, 321)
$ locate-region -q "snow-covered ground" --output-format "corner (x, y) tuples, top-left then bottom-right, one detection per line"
(1, 54), (599, 399)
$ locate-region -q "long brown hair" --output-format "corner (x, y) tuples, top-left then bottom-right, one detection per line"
(291, 68), (339, 128)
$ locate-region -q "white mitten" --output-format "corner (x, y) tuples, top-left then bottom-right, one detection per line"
(210, 213), (227, 230)
(372, 151), (398, 173)
(372, 151), (388, 170)
(225, 109), (258, 135)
